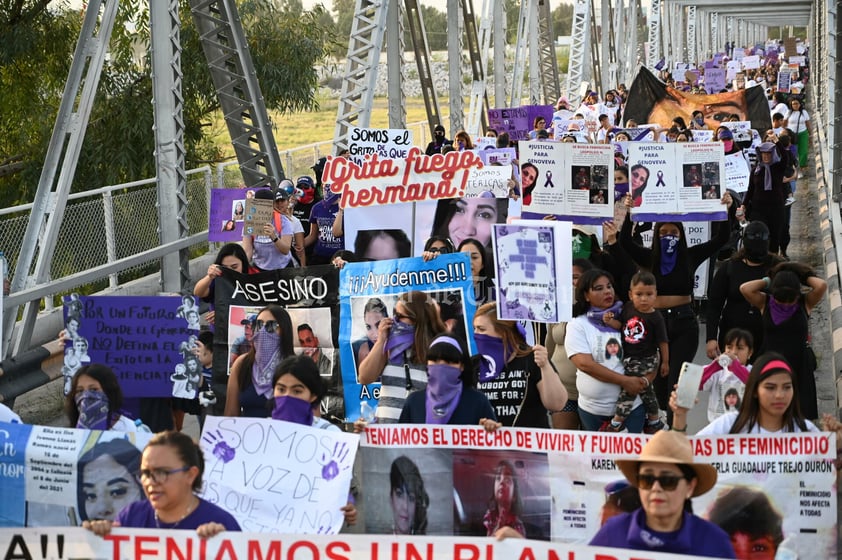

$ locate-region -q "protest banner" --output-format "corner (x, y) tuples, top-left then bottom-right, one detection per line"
(777, 70), (792, 93)
(724, 152), (751, 193)
(783, 37), (797, 57)
(487, 104), (553, 141)
(208, 188), (253, 241)
(519, 142), (615, 225)
(477, 147), (516, 167)
(625, 68), (772, 134)
(0, 527), (714, 560)
(212, 267), (342, 422)
(347, 126), (414, 166)
(320, 148), (482, 209)
(359, 425), (836, 557)
(491, 221), (573, 323)
(199, 416), (358, 533)
(741, 54), (760, 70)
(720, 120), (754, 144)
(338, 253), (477, 421)
(0, 422), (150, 527)
(463, 166), (511, 198)
(703, 67), (726, 93)
(725, 60), (741, 81)
(62, 295), (199, 398)
(474, 137), (496, 150)
(413, 193), (511, 259)
(627, 142), (727, 223)
(343, 202), (419, 259)
(691, 130), (715, 143)
(789, 55), (806, 67)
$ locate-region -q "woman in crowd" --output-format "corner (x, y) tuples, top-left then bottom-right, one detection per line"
(564, 269), (647, 432)
(705, 221), (783, 360)
(741, 142), (793, 255)
(77, 439), (143, 522)
(618, 193), (734, 416)
(472, 302), (568, 428)
(66, 364), (148, 432)
(671, 352), (820, 434)
(483, 460), (525, 537)
(270, 355), (357, 524)
(242, 189), (294, 271)
(399, 335), (496, 426)
(739, 263), (827, 419)
(528, 116), (547, 140)
(784, 97), (810, 171)
(423, 236), (454, 255)
(357, 291), (446, 423)
(589, 431), (736, 557)
(454, 130), (474, 151)
(193, 243), (252, 305)
(389, 456), (429, 535)
(83, 431), (240, 538)
(225, 305), (294, 417)
(545, 259), (593, 429)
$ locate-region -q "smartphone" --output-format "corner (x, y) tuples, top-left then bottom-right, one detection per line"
(675, 362), (704, 409)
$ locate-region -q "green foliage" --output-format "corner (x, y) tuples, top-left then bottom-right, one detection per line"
(551, 2), (574, 37)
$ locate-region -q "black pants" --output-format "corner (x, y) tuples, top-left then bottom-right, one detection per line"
(655, 304), (700, 422)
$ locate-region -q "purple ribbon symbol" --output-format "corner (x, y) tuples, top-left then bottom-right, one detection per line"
(656, 170), (666, 187)
(544, 170), (555, 188)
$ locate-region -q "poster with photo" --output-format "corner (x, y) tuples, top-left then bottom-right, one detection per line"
(209, 187), (253, 241)
(628, 142), (726, 222)
(61, 295), (199, 398)
(492, 220), (573, 323)
(344, 203), (419, 260)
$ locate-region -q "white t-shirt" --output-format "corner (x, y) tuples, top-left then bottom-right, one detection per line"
(784, 109), (810, 134)
(697, 411), (820, 435)
(565, 316), (641, 416)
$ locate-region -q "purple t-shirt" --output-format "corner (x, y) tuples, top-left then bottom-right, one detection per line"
(117, 498), (241, 531)
(308, 200), (343, 257)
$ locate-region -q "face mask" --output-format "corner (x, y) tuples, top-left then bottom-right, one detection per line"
(298, 187), (315, 204)
(614, 182), (629, 201)
(271, 395), (314, 425)
(722, 140), (735, 151)
(75, 390), (111, 430)
(605, 101), (616, 107)
(659, 234), (680, 275)
(695, 116), (704, 125)
(475, 333), (505, 382)
(253, 329), (282, 397)
(425, 364), (463, 424)
(384, 321), (416, 363)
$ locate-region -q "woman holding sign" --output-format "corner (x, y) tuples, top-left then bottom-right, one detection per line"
(83, 431), (240, 538)
(618, 193), (735, 418)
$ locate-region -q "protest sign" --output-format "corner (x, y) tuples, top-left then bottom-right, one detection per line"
(413, 194), (511, 259)
(487, 104), (553, 141)
(783, 37), (797, 57)
(725, 60), (741, 81)
(477, 147), (516, 167)
(0, 527), (716, 560)
(519, 142), (615, 224)
(720, 120), (753, 144)
(474, 137), (496, 150)
(62, 295), (199, 398)
(741, 54), (761, 69)
(724, 152), (751, 193)
(321, 148), (482, 209)
(359, 425), (836, 557)
(777, 70), (792, 93)
(732, 48), (745, 60)
(338, 253), (477, 421)
(691, 130), (715, 143)
(789, 55), (806, 66)
(704, 67), (727, 93)
(208, 188), (252, 241)
(242, 197), (274, 237)
(627, 142), (727, 222)
(0, 422), (150, 527)
(347, 127), (414, 166)
(463, 166), (511, 198)
(199, 416), (358, 533)
(212, 267), (342, 422)
(492, 221), (572, 323)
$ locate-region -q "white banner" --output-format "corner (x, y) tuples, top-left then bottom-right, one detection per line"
(347, 127), (414, 166)
(724, 152), (751, 193)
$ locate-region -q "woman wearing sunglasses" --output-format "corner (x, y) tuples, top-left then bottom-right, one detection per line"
(589, 431), (736, 557)
(225, 305), (294, 417)
(83, 431), (240, 538)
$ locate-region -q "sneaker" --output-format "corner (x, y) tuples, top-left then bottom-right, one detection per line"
(785, 195), (795, 206)
(598, 420), (628, 433)
(644, 419), (668, 434)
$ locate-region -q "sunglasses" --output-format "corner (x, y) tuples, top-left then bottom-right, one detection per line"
(393, 312), (413, 323)
(253, 319), (280, 332)
(637, 473), (686, 491)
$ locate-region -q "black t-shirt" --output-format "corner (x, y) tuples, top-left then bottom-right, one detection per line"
(619, 304), (668, 358)
(476, 353), (548, 428)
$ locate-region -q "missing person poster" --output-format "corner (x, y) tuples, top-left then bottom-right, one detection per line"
(492, 220), (573, 323)
(0, 422), (151, 527)
(338, 253), (478, 422)
(519, 142), (615, 224)
(358, 426), (836, 557)
(199, 416), (359, 534)
(61, 295), (199, 398)
(208, 187), (252, 242)
(627, 142), (727, 222)
(212, 266), (343, 422)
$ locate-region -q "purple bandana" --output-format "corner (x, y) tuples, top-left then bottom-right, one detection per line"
(252, 329), (282, 398)
(384, 321), (416, 364)
(768, 297), (799, 326)
(586, 301), (623, 332)
(425, 364), (463, 424)
(75, 390), (111, 430)
(659, 234), (679, 275)
(271, 395), (314, 425)
(475, 333), (507, 382)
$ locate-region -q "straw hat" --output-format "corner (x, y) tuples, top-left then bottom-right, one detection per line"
(615, 431), (717, 497)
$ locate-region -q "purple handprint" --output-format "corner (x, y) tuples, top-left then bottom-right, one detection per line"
(321, 442), (351, 481)
(202, 429), (235, 463)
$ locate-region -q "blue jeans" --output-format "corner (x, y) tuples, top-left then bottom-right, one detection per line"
(579, 404), (645, 433)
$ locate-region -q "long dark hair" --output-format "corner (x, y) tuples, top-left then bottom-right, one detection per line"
(488, 460), (523, 515)
(272, 355), (326, 404)
(572, 269), (615, 317)
(237, 305), (295, 391)
(397, 291), (446, 364)
(390, 456), (429, 535)
(76, 439), (142, 521)
(65, 364), (124, 428)
(730, 352), (808, 433)
(215, 243), (249, 272)
(426, 333), (475, 386)
(430, 198), (508, 249)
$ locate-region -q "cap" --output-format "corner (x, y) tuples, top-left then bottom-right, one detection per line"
(240, 313), (257, 325)
(757, 141), (777, 153)
(717, 129), (734, 140)
(434, 124), (446, 133)
(274, 188), (290, 201)
(296, 176), (315, 189)
(254, 189), (274, 200)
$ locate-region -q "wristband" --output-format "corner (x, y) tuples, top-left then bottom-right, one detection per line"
(271, 236), (279, 243)
(762, 276), (771, 288)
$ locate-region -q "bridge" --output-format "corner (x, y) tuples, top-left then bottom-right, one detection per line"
(0, 0), (838, 424)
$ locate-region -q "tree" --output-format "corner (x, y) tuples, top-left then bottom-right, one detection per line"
(0, 0), (335, 207)
(551, 2), (574, 38)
